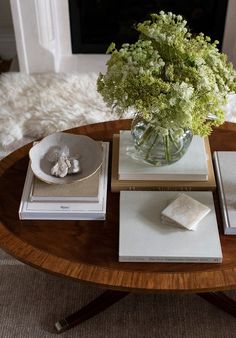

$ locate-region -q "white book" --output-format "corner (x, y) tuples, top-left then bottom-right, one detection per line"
(213, 151), (236, 235)
(119, 131), (208, 181)
(119, 191), (222, 263)
(19, 142), (109, 220)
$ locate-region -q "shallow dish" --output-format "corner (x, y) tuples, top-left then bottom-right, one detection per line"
(29, 132), (103, 184)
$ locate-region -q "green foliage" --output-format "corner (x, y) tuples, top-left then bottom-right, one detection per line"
(97, 11), (236, 136)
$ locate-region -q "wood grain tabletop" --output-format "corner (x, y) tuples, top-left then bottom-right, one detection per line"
(1, 119), (236, 293)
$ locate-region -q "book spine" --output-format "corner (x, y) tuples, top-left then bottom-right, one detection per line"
(119, 174), (208, 181)
(119, 256), (222, 263)
(30, 196), (98, 202)
(111, 185), (215, 192)
(19, 211), (106, 220)
(18, 164), (34, 218)
(213, 152), (231, 235)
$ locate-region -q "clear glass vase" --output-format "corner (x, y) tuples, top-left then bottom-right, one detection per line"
(131, 116), (193, 166)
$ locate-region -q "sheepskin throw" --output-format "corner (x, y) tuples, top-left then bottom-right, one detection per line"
(0, 72), (133, 148)
(0, 72), (236, 150)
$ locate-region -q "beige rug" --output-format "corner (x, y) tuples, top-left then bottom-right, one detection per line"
(0, 249), (236, 338)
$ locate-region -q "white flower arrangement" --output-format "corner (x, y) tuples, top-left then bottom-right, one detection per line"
(97, 11), (236, 137)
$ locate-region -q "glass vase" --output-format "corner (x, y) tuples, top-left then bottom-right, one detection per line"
(131, 116), (193, 166)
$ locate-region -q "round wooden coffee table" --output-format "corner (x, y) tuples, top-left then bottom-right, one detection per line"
(0, 120), (236, 333)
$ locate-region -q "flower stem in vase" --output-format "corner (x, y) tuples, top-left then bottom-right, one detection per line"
(144, 132), (159, 162)
(164, 134), (171, 162)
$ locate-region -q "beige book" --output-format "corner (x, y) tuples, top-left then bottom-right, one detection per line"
(30, 169), (100, 202)
(111, 134), (216, 192)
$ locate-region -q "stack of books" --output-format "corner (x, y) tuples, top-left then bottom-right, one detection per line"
(19, 142), (109, 220)
(111, 131), (216, 192)
(114, 130), (222, 263)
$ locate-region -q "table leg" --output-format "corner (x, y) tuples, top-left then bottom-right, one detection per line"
(55, 290), (236, 333)
(197, 292), (236, 317)
(54, 289), (129, 333)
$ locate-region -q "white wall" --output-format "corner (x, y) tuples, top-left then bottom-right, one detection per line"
(0, 0), (16, 59)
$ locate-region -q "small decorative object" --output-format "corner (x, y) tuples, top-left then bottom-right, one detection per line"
(47, 145), (81, 178)
(51, 156), (72, 178)
(161, 193), (211, 231)
(68, 159), (80, 174)
(97, 11), (236, 166)
(50, 156), (81, 178)
(29, 132), (103, 184)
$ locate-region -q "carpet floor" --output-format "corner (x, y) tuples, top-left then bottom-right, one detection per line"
(0, 249), (236, 338)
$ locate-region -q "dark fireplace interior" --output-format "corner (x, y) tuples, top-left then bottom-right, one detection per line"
(69, 0), (228, 54)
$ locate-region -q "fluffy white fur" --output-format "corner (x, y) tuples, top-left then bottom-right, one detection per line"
(0, 72), (236, 152)
(0, 72), (132, 148)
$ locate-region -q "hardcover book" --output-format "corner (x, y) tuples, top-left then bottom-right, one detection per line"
(19, 142), (109, 220)
(30, 170), (100, 202)
(213, 151), (236, 235)
(111, 133), (216, 192)
(119, 191), (222, 263)
(119, 131), (208, 180)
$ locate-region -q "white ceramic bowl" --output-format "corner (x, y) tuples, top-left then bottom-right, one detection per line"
(29, 132), (103, 184)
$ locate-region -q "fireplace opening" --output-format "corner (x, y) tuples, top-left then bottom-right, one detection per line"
(69, 0), (228, 54)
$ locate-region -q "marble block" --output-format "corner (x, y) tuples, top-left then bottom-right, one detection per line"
(161, 193), (211, 231)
